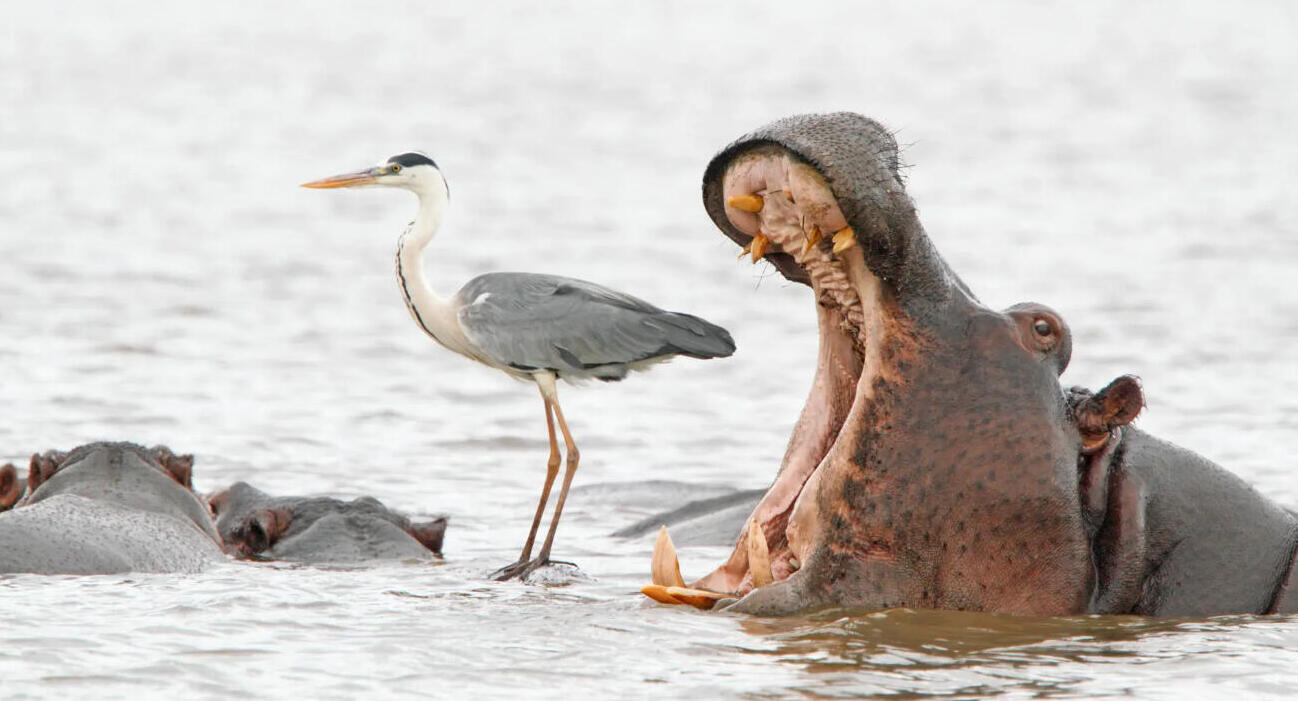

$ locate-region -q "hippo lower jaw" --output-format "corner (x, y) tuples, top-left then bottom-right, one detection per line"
(650, 148), (900, 609)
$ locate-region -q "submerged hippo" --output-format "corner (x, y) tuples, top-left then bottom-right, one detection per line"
(0, 442), (223, 574)
(644, 112), (1297, 616)
(210, 481), (447, 563)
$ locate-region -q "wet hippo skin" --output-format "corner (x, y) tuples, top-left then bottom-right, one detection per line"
(649, 112), (1298, 616)
(210, 481), (446, 563)
(0, 442), (223, 574)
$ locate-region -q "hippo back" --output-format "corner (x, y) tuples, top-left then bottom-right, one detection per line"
(0, 495), (222, 574)
(1117, 428), (1298, 616)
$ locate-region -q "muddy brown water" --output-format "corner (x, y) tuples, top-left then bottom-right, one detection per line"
(2, 1), (1296, 698)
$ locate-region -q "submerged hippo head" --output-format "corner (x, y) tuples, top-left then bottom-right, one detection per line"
(18, 442), (220, 545)
(210, 481), (447, 562)
(685, 113), (1126, 615)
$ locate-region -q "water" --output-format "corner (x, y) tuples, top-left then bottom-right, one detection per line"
(2, 1), (1297, 697)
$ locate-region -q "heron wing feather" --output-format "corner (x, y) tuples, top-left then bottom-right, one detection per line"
(456, 273), (733, 375)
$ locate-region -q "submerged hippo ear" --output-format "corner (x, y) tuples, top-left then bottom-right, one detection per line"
(408, 517), (448, 556)
(1073, 375), (1144, 449)
(27, 452), (60, 493)
(208, 487), (231, 516)
(0, 463), (22, 511)
(148, 445), (194, 489)
(231, 507), (293, 558)
(164, 455), (194, 489)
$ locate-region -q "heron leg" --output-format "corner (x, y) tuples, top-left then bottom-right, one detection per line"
(517, 390), (561, 562)
(535, 385), (579, 564)
(492, 374), (566, 582)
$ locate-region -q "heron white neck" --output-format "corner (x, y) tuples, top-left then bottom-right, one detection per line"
(395, 182), (474, 357)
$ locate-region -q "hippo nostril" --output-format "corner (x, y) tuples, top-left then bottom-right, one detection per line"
(247, 522), (268, 554)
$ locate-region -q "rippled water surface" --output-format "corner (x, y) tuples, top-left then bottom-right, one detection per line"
(3, 1), (1297, 698)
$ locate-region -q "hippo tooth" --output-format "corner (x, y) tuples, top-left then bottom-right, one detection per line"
(832, 226), (856, 254)
(737, 240), (753, 260)
(641, 584), (684, 605)
(802, 225), (822, 254)
(663, 587), (728, 610)
(651, 525), (686, 588)
(746, 520), (773, 588)
(750, 233), (769, 263)
(787, 556), (800, 572)
(727, 194), (764, 213)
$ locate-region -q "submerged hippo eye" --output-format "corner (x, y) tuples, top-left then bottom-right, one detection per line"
(1033, 319), (1052, 337)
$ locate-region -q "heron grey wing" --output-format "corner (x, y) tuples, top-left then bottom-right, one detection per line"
(456, 272), (733, 375)
(459, 272), (665, 314)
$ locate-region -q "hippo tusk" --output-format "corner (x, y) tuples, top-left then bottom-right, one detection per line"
(832, 226), (856, 254)
(662, 587), (728, 610)
(727, 194), (764, 213)
(750, 233), (769, 263)
(643, 527), (733, 610)
(640, 583), (684, 605)
(746, 520), (773, 588)
(802, 225), (822, 254)
(651, 525), (686, 588)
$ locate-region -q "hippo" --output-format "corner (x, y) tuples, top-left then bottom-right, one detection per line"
(0, 442), (223, 574)
(210, 481), (447, 563)
(642, 112), (1298, 616)
(1068, 376), (1298, 615)
(614, 487), (766, 547)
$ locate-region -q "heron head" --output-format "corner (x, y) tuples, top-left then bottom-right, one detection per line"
(301, 152), (447, 197)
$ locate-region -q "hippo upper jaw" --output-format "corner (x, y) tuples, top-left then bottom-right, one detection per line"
(686, 113), (1095, 616)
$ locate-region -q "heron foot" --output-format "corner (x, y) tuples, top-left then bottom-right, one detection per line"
(491, 557), (577, 582)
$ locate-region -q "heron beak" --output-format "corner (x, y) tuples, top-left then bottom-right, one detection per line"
(300, 167), (383, 189)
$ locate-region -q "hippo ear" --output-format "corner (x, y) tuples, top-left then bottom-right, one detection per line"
(0, 463), (21, 511)
(232, 507), (293, 558)
(208, 487), (230, 516)
(27, 452), (59, 493)
(164, 454), (195, 489)
(148, 445), (194, 489)
(1074, 375), (1144, 447)
(408, 517), (448, 556)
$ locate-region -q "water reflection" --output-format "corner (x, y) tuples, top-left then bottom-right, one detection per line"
(727, 608), (1277, 697)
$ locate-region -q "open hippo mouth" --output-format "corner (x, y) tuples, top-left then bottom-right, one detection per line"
(645, 113), (1103, 615)
(691, 146), (888, 598)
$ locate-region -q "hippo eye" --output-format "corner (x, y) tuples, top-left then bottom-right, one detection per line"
(1033, 319), (1052, 337)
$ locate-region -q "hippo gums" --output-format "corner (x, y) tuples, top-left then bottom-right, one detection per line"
(210, 482), (447, 563)
(642, 113), (1298, 616)
(0, 442), (223, 574)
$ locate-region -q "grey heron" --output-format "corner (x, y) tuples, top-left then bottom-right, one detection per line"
(302, 153), (736, 580)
